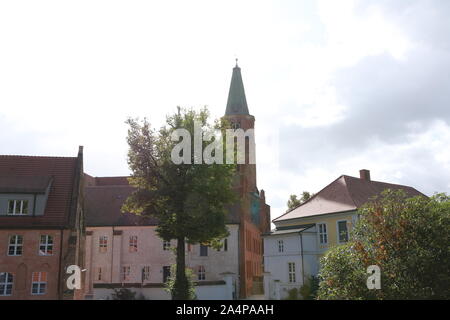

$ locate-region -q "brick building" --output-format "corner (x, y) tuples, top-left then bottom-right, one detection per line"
(0, 147), (86, 299)
(223, 62), (271, 297)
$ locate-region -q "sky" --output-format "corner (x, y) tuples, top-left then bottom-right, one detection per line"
(1, 0), (449, 221)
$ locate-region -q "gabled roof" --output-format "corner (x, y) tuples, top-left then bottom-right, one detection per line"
(0, 154), (80, 227)
(274, 174), (425, 222)
(85, 177), (157, 227)
(225, 63), (250, 116)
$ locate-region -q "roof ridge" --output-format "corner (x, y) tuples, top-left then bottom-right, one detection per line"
(342, 176), (358, 208)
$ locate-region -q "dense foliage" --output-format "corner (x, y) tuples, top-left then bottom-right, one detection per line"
(317, 190), (450, 300)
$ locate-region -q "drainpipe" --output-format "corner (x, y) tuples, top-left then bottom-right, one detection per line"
(299, 232), (305, 285)
(57, 229), (64, 299)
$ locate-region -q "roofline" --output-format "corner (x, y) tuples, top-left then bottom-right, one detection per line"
(274, 209), (358, 223)
(0, 155), (77, 159)
(262, 224), (315, 237)
(273, 174), (345, 222)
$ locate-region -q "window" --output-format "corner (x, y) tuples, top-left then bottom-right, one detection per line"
(200, 244), (208, 256)
(8, 235), (23, 256)
(39, 235), (53, 256)
(99, 236), (108, 253)
(278, 239), (284, 253)
(121, 266), (131, 282)
(198, 266), (206, 281)
(0, 272), (13, 296)
(129, 236), (138, 252)
(163, 240), (171, 251)
(231, 122), (241, 130)
(31, 272), (47, 295)
(163, 266), (171, 283)
(97, 267), (103, 281)
(337, 220), (349, 243)
(318, 223), (328, 245)
(7, 200), (29, 215)
(142, 266), (150, 282)
(288, 262), (296, 283)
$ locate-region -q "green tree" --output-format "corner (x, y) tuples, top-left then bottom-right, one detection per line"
(122, 107), (236, 300)
(287, 191), (312, 211)
(317, 190), (450, 300)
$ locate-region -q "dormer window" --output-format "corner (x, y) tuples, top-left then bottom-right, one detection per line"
(7, 200), (29, 215)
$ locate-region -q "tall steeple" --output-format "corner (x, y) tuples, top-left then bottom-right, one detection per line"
(225, 60), (250, 115)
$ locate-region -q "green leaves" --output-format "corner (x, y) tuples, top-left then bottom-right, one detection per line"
(317, 190), (450, 300)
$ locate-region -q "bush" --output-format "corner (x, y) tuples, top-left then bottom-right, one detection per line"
(317, 191), (450, 300)
(110, 288), (145, 300)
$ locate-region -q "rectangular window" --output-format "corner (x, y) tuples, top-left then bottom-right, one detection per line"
(7, 200), (29, 215)
(121, 266), (131, 282)
(0, 272), (13, 296)
(278, 239), (284, 253)
(39, 235), (53, 256)
(163, 240), (171, 251)
(8, 235), (23, 256)
(288, 262), (296, 283)
(99, 236), (108, 253)
(31, 272), (47, 295)
(142, 266), (150, 282)
(129, 236), (138, 252)
(163, 266), (171, 283)
(200, 244), (208, 257)
(97, 267), (103, 281)
(337, 220), (349, 243)
(198, 266), (206, 281)
(318, 223), (328, 244)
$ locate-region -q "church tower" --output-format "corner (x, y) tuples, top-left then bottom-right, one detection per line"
(223, 62), (270, 298)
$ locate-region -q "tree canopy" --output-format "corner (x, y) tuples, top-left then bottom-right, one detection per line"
(122, 107), (237, 299)
(317, 190), (450, 300)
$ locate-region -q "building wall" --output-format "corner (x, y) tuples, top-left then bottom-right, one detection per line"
(274, 211), (357, 252)
(0, 229), (63, 300)
(263, 229), (319, 300)
(84, 224), (239, 299)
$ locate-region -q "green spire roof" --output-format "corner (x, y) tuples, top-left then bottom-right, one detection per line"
(225, 62), (250, 115)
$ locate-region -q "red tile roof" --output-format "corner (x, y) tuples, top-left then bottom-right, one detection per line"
(0, 155), (79, 227)
(274, 174), (425, 222)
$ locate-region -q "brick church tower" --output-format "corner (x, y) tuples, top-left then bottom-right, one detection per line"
(223, 62), (271, 298)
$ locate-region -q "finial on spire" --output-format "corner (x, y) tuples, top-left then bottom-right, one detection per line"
(235, 57), (239, 67)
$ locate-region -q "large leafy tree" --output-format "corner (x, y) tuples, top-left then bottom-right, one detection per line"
(122, 107), (237, 300)
(317, 190), (450, 300)
(287, 191), (312, 211)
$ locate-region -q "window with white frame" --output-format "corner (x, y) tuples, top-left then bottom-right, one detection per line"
(278, 239), (284, 253)
(7, 199), (29, 215)
(8, 235), (23, 256)
(0, 272), (13, 296)
(121, 266), (131, 282)
(198, 266), (206, 281)
(39, 235), (53, 256)
(142, 266), (150, 282)
(288, 262), (296, 283)
(337, 220), (349, 243)
(129, 236), (138, 252)
(318, 223), (328, 244)
(163, 240), (171, 251)
(99, 236), (108, 253)
(31, 272), (47, 295)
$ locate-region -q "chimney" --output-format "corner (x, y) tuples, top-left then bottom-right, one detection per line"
(359, 169), (370, 181)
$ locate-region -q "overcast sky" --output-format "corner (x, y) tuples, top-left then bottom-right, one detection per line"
(1, 0), (449, 220)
